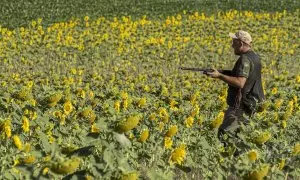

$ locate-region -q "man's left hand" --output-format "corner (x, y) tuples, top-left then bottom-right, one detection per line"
(206, 69), (221, 78)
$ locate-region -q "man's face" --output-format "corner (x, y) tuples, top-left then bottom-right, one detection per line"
(231, 39), (242, 55)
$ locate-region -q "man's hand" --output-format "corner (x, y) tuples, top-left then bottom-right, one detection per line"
(206, 69), (247, 88)
(206, 69), (221, 78)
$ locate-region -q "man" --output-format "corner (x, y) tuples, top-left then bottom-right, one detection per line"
(206, 30), (265, 144)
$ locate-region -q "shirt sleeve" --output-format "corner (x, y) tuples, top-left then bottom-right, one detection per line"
(235, 55), (251, 78)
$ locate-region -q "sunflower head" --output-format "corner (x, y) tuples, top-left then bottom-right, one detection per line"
(13, 87), (31, 101)
(253, 131), (271, 145)
(165, 125), (178, 137)
(79, 108), (93, 118)
(148, 113), (156, 121)
(50, 157), (81, 174)
(21, 155), (36, 164)
(170, 144), (186, 165)
(121, 172), (139, 180)
(185, 116), (194, 128)
(13, 135), (23, 150)
(139, 129), (149, 143)
(164, 137), (173, 149)
(118, 115), (141, 133)
(278, 159), (285, 170)
(211, 112), (224, 128)
(137, 97), (147, 108)
(247, 150), (258, 161)
(247, 164), (269, 180)
(292, 143), (300, 156)
(63, 101), (73, 115)
(22, 116), (30, 133)
(47, 92), (62, 103)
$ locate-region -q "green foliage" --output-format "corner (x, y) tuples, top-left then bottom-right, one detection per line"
(0, 0), (299, 28)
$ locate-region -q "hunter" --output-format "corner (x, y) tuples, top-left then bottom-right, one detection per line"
(206, 30), (265, 145)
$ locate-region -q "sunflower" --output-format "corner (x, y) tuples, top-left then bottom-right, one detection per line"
(170, 144), (186, 165)
(247, 164), (269, 180)
(164, 137), (173, 149)
(120, 91), (128, 100)
(121, 172), (139, 180)
(63, 101), (73, 115)
(53, 110), (62, 119)
(118, 115), (141, 133)
(281, 120), (287, 129)
(148, 113), (156, 121)
(13, 135), (23, 150)
(292, 143), (300, 156)
(21, 155), (36, 164)
(91, 123), (100, 133)
(271, 87), (277, 95)
(158, 122), (164, 132)
(139, 129), (149, 143)
(253, 131), (271, 145)
(211, 112), (224, 128)
(184, 116), (194, 128)
(278, 159), (285, 170)
(165, 125), (178, 137)
(137, 97), (147, 108)
(14, 87), (31, 101)
(22, 116), (30, 133)
(122, 99), (129, 110)
(169, 99), (178, 111)
(114, 100), (120, 113)
(2, 119), (11, 138)
(158, 107), (169, 123)
(79, 108), (93, 118)
(47, 92), (62, 103)
(24, 143), (31, 153)
(190, 104), (199, 117)
(51, 157), (81, 174)
(247, 150), (258, 161)
(42, 167), (49, 175)
(274, 99), (283, 109)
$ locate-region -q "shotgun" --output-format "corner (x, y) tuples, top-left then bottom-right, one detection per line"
(179, 67), (232, 75)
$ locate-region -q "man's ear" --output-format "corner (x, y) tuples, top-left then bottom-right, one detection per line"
(240, 41), (245, 48)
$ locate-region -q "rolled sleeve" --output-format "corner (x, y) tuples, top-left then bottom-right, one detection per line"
(236, 55), (251, 78)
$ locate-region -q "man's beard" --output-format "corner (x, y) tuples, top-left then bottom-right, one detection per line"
(234, 50), (241, 55)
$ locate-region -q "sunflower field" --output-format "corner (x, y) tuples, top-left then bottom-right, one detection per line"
(0, 1), (299, 179)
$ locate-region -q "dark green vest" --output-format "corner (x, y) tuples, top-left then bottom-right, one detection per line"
(227, 50), (265, 113)
(241, 50), (265, 113)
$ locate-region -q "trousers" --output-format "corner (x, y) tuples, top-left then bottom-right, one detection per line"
(217, 106), (252, 144)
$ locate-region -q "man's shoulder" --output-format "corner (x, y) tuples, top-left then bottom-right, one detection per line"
(244, 50), (260, 61)
(238, 53), (251, 64)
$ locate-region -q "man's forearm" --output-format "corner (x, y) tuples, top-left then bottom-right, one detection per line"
(218, 73), (244, 88)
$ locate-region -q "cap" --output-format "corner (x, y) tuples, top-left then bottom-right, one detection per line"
(229, 30), (252, 45)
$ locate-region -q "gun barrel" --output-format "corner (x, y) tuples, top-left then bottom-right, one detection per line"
(179, 67), (214, 72)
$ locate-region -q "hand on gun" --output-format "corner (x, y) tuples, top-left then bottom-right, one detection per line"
(179, 67), (221, 77)
(205, 69), (221, 78)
